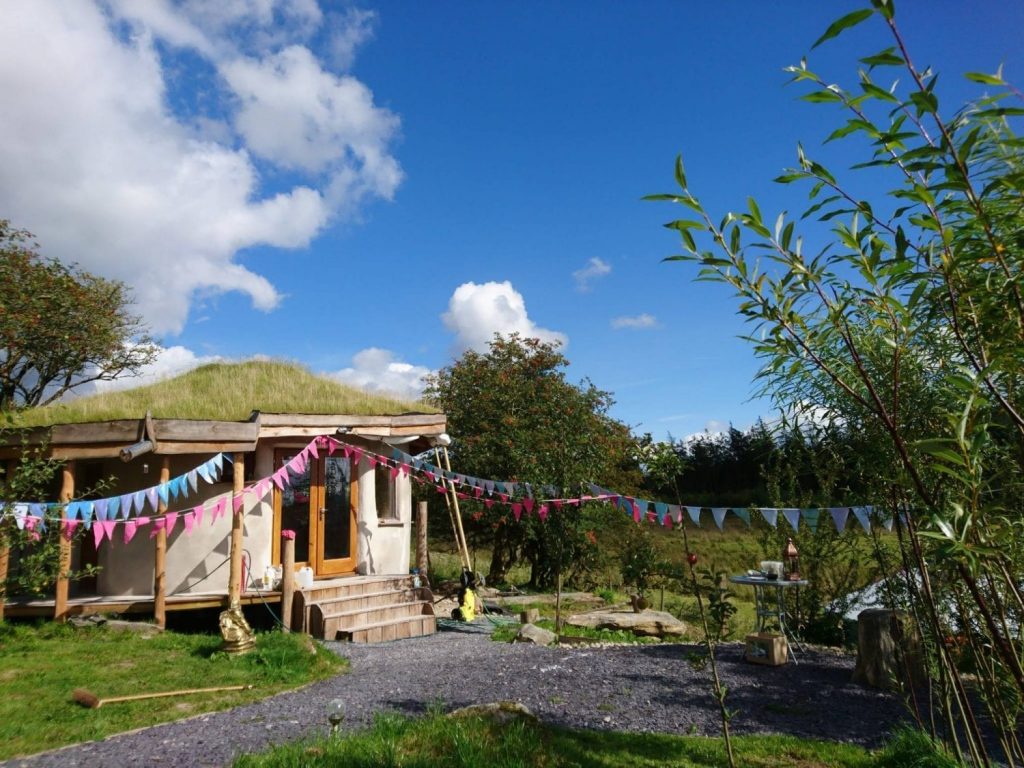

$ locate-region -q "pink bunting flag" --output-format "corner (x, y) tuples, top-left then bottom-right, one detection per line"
(391, 465), (400, 480)
(484, 499), (494, 509)
(523, 498), (535, 514)
(149, 517), (166, 538)
(368, 456), (378, 469)
(184, 512), (196, 535)
(351, 448), (363, 465)
(511, 503), (523, 522)
(400, 464), (410, 477)
(474, 486), (483, 498)
(553, 500), (563, 510)
(664, 515), (673, 529)
(272, 467), (289, 490)
(498, 493), (508, 504)
(632, 501), (642, 523)
(93, 521), (106, 548)
(436, 484), (447, 494)
(165, 512), (179, 535)
(341, 444), (352, 458)
(124, 520), (138, 544)
(327, 438), (337, 455)
(565, 498), (580, 507)
(102, 519), (116, 542)
(255, 479), (270, 498)
(63, 519), (80, 540)
(210, 497), (227, 522)
(538, 504), (549, 522)
(308, 441), (319, 460)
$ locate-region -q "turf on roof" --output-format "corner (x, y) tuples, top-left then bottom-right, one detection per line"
(12, 361), (438, 427)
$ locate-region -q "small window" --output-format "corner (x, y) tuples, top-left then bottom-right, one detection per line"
(375, 464), (399, 521)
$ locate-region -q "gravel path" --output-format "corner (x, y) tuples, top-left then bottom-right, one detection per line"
(5, 623), (909, 767)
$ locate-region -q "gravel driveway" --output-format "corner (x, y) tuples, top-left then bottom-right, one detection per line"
(4, 622), (909, 768)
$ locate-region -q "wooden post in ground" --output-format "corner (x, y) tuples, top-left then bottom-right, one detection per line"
(227, 453), (245, 606)
(55, 461), (75, 622)
(416, 501), (429, 579)
(0, 460), (16, 622)
(438, 447), (471, 572)
(281, 534), (295, 630)
(153, 457), (170, 629)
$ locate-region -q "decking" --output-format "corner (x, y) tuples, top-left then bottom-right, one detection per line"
(4, 574), (438, 644)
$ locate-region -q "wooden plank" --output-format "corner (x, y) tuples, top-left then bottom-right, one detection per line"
(153, 420), (260, 442)
(51, 446), (134, 459)
(256, 413), (444, 428)
(51, 421), (145, 444)
(281, 535), (295, 631)
(148, 441), (258, 455)
(55, 462), (75, 623)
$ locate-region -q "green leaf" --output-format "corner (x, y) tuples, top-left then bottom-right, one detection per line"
(860, 82), (899, 103)
(812, 9), (874, 49)
(965, 70), (1005, 86)
(802, 90), (843, 104)
(674, 155), (687, 190)
(859, 48), (904, 68)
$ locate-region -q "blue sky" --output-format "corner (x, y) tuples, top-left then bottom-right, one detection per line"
(2, 1), (1022, 440)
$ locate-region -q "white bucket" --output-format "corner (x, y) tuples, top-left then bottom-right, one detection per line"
(297, 566), (314, 589)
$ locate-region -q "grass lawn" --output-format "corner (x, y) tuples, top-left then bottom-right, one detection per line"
(232, 709), (882, 768)
(0, 621), (344, 760)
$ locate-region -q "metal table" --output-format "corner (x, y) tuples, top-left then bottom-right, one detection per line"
(729, 574), (807, 661)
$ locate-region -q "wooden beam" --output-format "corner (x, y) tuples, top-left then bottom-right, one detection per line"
(227, 453), (245, 606)
(152, 420), (260, 442)
(153, 457), (170, 629)
(55, 461), (75, 623)
(256, 413), (445, 428)
(281, 534), (295, 630)
(416, 500), (429, 579)
(0, 460), (14, 622)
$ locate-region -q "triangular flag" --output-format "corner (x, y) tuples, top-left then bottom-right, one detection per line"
(782, 508), (801, 531)
(102, 519), (116, 542)
(732, 508), (751, 527)
(149, 517), (166, 538)
(350, 448), (363, 466)
(145, 487), (158, 512)
(64, 519), (81, 539)
(188, 470), (199, 493)
(759, 508), (779, 528)
(686, 506), (702, 526)
(538, 504), (549, 522)
(654, 502), (669, 525)
(107, 496), (120, 520)
(711, 508), (728, 530)
(272, 467), (288, 490)
(669, 505), (683, 524)
(830, 507), (850, 532)
(157, 483), (170, 505)
(184, 512), (196, 535)
(308, 441), (319, 460)
(80, 501), (95, 523)
(212, 453), (224, 474)
(94, 521), (106, 548)
(852, 506), (872, 533)
(392, 466), (401, 481)
(120, 494), (134, 519)
(212, 497), (227, 522)
(134, 490), (147, 513)
(193, 504), (204, 527)
(124, 520), (138, 544)
(484, 499), (494, 509)
(94, 499), (109, 521)
(512, 503), (522, 521)
(882, 512), (894, 531)
(197, 464), (212, 484)
(632, 500), (642, 523)
(802, 508), (820, 533)
(523, 498), (535, 514)
(65, 501), (80, 521)
(165, 512), (179, 535)
(232, 494), (245, 513)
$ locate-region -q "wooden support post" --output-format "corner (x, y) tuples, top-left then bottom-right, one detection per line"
(415, 501), (429, 579)
(55, 461), (75, 623)
(281, 534), (295, 630)
(153, 457), (170, 629)
(227, 453), (245, 607)
(0, 460), (15, 622)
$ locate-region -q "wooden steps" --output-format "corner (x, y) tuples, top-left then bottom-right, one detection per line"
(295, 575), (436, 643)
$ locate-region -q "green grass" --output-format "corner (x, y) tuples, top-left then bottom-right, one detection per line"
(490, 617), (664, 645)
(233, 709), (880, 767)
(13, 360), (438, 426)
(0, 621), (345, 760)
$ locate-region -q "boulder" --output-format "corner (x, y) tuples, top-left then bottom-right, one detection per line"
(566, 609), (686, 639)
(519, 608), (540, 624)
(514, 623), (557, 646)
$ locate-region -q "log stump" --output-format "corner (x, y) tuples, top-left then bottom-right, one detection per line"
(852, 609), (925, 690)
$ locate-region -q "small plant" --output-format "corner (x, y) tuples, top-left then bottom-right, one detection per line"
(699, 568), (738, 642)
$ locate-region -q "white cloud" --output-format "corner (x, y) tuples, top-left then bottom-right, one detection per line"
(0, 2), (400, 335)
(442, 281), (568, 353)
(611, 313), (658, 330)
(572, 257), (611, 292)
(329, 348), (431, 400)
(327, 8), (378, 71)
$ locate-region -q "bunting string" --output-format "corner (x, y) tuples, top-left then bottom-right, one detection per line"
(0, 435), (901, 550)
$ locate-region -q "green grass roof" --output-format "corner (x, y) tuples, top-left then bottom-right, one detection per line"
(13, 360), (438, 426)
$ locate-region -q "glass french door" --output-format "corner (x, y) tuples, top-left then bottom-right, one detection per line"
(274, 450), (357, 576)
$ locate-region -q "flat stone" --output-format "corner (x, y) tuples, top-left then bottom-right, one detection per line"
(565, 609), (686, 638)
(514, 623), (557, 646)
(449, 701), (537, 724)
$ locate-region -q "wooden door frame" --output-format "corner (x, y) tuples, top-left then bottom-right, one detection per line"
(272, 449), (358, 576)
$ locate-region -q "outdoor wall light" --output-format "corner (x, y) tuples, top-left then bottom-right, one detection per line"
(335, 427), (352, 436)
(432, 433), (452, 447)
